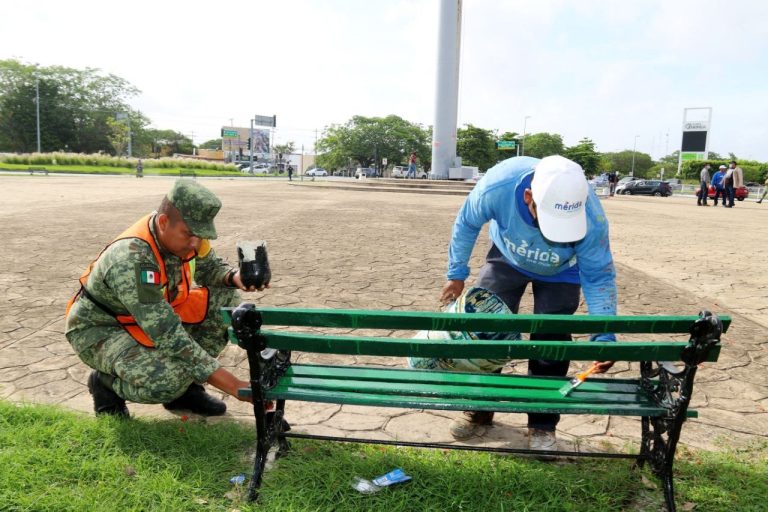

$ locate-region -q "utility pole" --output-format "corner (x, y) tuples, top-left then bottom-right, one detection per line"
(35, 79), (41, 153)
(127, 112), (132, 157)
(520, 115), (531, 156)
(631, 135), (639, 177)
(249, 118), (254, 172)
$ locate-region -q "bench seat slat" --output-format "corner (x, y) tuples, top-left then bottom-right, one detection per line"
(278, 376), (651, 405)
(288, 364), (643, 394)
(236, 365), (697, 418)
(242, 330), (721, 362)
(244, 387), (689, 417)
(221, 307), (731, 334)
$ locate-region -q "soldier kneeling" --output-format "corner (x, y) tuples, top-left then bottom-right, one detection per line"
(65, 179), (267, 417)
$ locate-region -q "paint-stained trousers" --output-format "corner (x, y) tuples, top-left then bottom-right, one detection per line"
(475, 244), (581, 432)
(73, 287), (238, 404)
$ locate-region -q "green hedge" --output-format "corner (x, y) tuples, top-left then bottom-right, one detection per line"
(0, 152), (238, 172)
(680, 160), (767, 182)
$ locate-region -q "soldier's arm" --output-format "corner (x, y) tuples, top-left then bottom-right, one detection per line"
(193, 240), (234, 287)
(102, 240), (221, 383)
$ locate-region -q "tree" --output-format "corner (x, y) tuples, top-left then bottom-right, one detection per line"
(601, 150), (654, 178)
(521, 132), (564, 159)
(316, 115), (430, 172)
(0, 59), (140, 153)
(456, 124), (497, 171)
(564, 138), (600, 174)
(657, 151), (680, 166)
(106, 117), (130, 157)
(139, 129), (193, 157)
(273, 141), (295, 158)
(199, 138), (222, 150)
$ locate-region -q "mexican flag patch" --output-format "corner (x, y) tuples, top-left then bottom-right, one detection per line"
(140, 270), (160, 285)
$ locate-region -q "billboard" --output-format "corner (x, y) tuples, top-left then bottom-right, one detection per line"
(677, 108), (712, 173)
(220, 126), (271, 155)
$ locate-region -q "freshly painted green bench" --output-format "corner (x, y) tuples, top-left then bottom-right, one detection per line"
(222, 305), (726, 511)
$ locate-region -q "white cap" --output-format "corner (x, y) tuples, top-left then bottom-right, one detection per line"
(531, 155), (589, 243)
(718, 165), (727, 169)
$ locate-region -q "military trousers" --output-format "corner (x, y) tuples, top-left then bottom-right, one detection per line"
(73, 287), (239, 404)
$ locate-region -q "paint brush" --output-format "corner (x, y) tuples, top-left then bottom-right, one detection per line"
(558, 363), (601, 397)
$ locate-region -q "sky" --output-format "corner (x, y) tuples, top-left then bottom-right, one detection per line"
(2, 0), (767, 161)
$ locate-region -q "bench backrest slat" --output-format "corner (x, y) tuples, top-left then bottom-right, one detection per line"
(221, 307), (730, 334)
(228, 330), (721, 362)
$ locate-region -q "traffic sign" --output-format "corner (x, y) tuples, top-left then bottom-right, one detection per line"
(496, 140), (516, 150)
(221, 129), (238, 138)
(254, 114), (276, 127)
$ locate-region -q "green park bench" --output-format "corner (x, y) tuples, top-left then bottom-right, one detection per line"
(28, 166), (49, 175)
(222, 305), (726, 511)
(178, 170), (196, 179)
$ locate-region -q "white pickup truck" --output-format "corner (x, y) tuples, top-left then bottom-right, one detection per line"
(391, 165), (427, 179)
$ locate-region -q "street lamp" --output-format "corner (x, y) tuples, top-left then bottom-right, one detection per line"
(520, 115), (532, 156)
(631, 135), (639, 176)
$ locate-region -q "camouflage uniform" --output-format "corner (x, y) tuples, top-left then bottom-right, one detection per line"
(65, 180), (239, 404)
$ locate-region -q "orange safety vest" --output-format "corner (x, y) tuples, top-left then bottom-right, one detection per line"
(66, 214), (209, 348)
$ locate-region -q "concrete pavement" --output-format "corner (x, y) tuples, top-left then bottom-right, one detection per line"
(1, 175), (766, 452)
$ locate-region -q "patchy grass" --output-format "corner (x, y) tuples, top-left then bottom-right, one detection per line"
(1, 401), (765, 511)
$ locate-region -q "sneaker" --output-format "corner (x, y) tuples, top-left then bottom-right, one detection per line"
(449, 411), (494, 440)
(88, 370), (130, 418)
(163, 383), (227, 416)
(528, 428), (557, 459)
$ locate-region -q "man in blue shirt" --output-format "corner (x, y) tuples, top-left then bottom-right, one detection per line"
(711, 165), (726, 206)
(440, 155), (617, 451)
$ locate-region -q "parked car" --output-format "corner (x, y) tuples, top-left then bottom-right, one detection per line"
(391, 165), (428, 179)
(696, 185), (749, 201)
(619, 180), (672, 197)
(614, 177), (638, 194)
(665, 178), (683, 191)
(305, 167), (328, 177)
(355, 167), (378, 178)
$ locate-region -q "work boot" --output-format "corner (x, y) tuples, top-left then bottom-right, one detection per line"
(528, 428), (557, 460)
(449, 410), (494, 439)
(88, 370), (130, 418)
(163, 383), (226, 416)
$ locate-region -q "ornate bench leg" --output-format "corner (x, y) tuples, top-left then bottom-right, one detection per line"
(230, 304), (294, 501)
(662, 470), (677, 512)
(636, 311), (723, 512)
(247, 397), (270, 502)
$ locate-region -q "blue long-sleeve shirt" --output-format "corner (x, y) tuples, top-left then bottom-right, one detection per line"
(447, 156), (617, 316)
(711, 170), (724, 189)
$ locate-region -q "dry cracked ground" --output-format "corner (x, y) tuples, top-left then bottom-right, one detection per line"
(1, 175), (766, 454)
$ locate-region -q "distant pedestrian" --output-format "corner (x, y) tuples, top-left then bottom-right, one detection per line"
(406, 151), (417, 179)
(697, 163), (710, 206)
(608, 171), (617, 196)
(136, 158), (143, 178)
(287, 165), (293, 181)
(725, 160), (744, 208)
(757, 175), (768, 204)
(712, 165), (726, 206)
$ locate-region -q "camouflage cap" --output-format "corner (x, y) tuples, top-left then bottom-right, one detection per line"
(166, 179), (222, 239)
